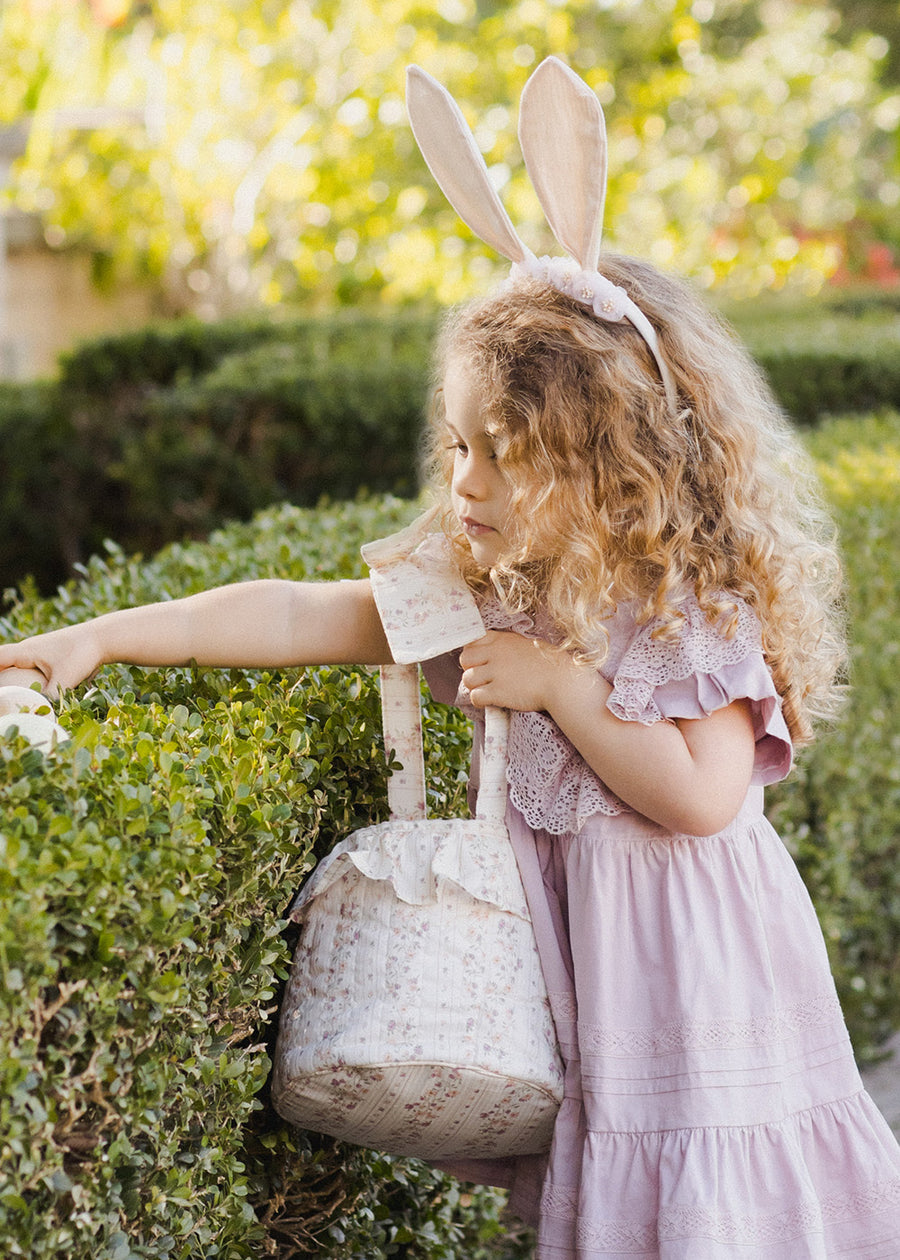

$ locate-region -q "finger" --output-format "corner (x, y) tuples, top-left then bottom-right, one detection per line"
(3, 657), (53, 692)
(38, 674), (61, 701)
(0, 646), (31, 670)
(460, 645), (486, 670)
(460, 630), (501, 663)
(466, 684), (489, 710)
(461, 662), (492, 691)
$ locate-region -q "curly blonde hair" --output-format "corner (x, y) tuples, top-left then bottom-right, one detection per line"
(425, 255), (845, 747)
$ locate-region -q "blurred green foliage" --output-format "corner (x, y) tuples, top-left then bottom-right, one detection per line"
(0, 308), (439, 594)
(1, 0), (898, 313)
(2, 296), (900, 595)
(768, 409), (900, 1057)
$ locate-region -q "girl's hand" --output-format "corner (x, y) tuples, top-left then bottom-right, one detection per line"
(0, 623), (104, 698)
(460, 631), (594, 713)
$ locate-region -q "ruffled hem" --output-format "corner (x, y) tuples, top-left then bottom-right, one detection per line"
(288, 816), (531, 923)
(505, 714), (628, 835)
(529, 1091), (900, 1258)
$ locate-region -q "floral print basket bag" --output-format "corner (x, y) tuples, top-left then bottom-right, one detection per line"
(271, 513), (564, 1160)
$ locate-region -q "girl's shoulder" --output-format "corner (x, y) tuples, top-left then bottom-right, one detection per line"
(476, 587), (762, 668)
(607, 589), (793, 785)
(612, 590), (764, 687)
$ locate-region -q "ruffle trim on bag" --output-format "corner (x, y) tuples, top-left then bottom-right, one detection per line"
(289, 817), (531, 924)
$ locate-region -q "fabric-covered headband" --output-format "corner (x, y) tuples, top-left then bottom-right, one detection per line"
(405, 57), (677, 409)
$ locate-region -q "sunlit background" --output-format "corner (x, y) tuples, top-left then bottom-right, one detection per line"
(1, 0), (898, 372)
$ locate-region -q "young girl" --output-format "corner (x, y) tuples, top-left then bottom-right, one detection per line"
(3, 252), (900, 1256)
(4, 57), (900, 1259)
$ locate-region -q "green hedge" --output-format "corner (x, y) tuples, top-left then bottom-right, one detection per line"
(0, 409), (898, 1256)
(767, 409), (900, 1053)
(0, 495), (534, 1260)
(0, 310), (439, 595)
(2, 297), (900, 595)
(723, 300), (900, 426)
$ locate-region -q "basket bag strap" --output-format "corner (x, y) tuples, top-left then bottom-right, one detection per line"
(379, 663), (509, 823)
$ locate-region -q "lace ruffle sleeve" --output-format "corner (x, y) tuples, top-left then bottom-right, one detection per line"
(608, 595), (793, 786)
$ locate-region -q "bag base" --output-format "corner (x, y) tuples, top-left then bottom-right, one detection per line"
(272, 1058), (559, 1160)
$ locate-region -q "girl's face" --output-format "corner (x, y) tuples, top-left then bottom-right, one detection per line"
(443, 356), (513, 568)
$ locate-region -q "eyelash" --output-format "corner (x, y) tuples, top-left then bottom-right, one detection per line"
(445, 439), (498, 461)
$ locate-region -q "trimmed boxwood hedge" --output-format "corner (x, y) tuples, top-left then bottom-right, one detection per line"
(0, 494), (531, 1260)
(768, 409), (900, 1052)
(0, 310), (440, 595)
(1, 297), (900, 595)
(0, 407), (899, 1256)
(721, 299), (900, 426)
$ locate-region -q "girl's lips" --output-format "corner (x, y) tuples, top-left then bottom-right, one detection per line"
(461, 516), (495, 536)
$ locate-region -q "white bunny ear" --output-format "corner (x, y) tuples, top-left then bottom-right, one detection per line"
(518, 56), (607, 272)
(406, 65), (530, 265)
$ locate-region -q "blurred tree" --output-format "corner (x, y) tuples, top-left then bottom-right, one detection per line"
(0, 0), (897, 312)
(832, 0), (900, 84)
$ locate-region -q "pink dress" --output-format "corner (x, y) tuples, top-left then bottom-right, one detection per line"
(422, 593), (900, 1259)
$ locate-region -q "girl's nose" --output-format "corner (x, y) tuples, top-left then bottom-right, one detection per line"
(454, 455), (486, 500)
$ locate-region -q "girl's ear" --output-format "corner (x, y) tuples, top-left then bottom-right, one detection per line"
(517, 56), (607, 273)
(406, 65), (531, 266)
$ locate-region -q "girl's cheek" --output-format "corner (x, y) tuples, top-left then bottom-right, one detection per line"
(501, 499), (521, 541)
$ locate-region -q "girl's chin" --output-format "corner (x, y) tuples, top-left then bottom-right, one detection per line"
(466, 538), (505, 566)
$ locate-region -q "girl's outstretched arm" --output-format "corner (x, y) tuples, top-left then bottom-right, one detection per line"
(460, 630), (756, 837)
(0, 579), (392, 697)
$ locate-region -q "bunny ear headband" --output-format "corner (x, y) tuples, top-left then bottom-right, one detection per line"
(406, 57), (677, 408)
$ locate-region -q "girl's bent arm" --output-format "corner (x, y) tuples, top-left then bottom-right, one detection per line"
(0, 579), (392, 696)
(551, 678), (756, 836)
(460, 631), (757, 836)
